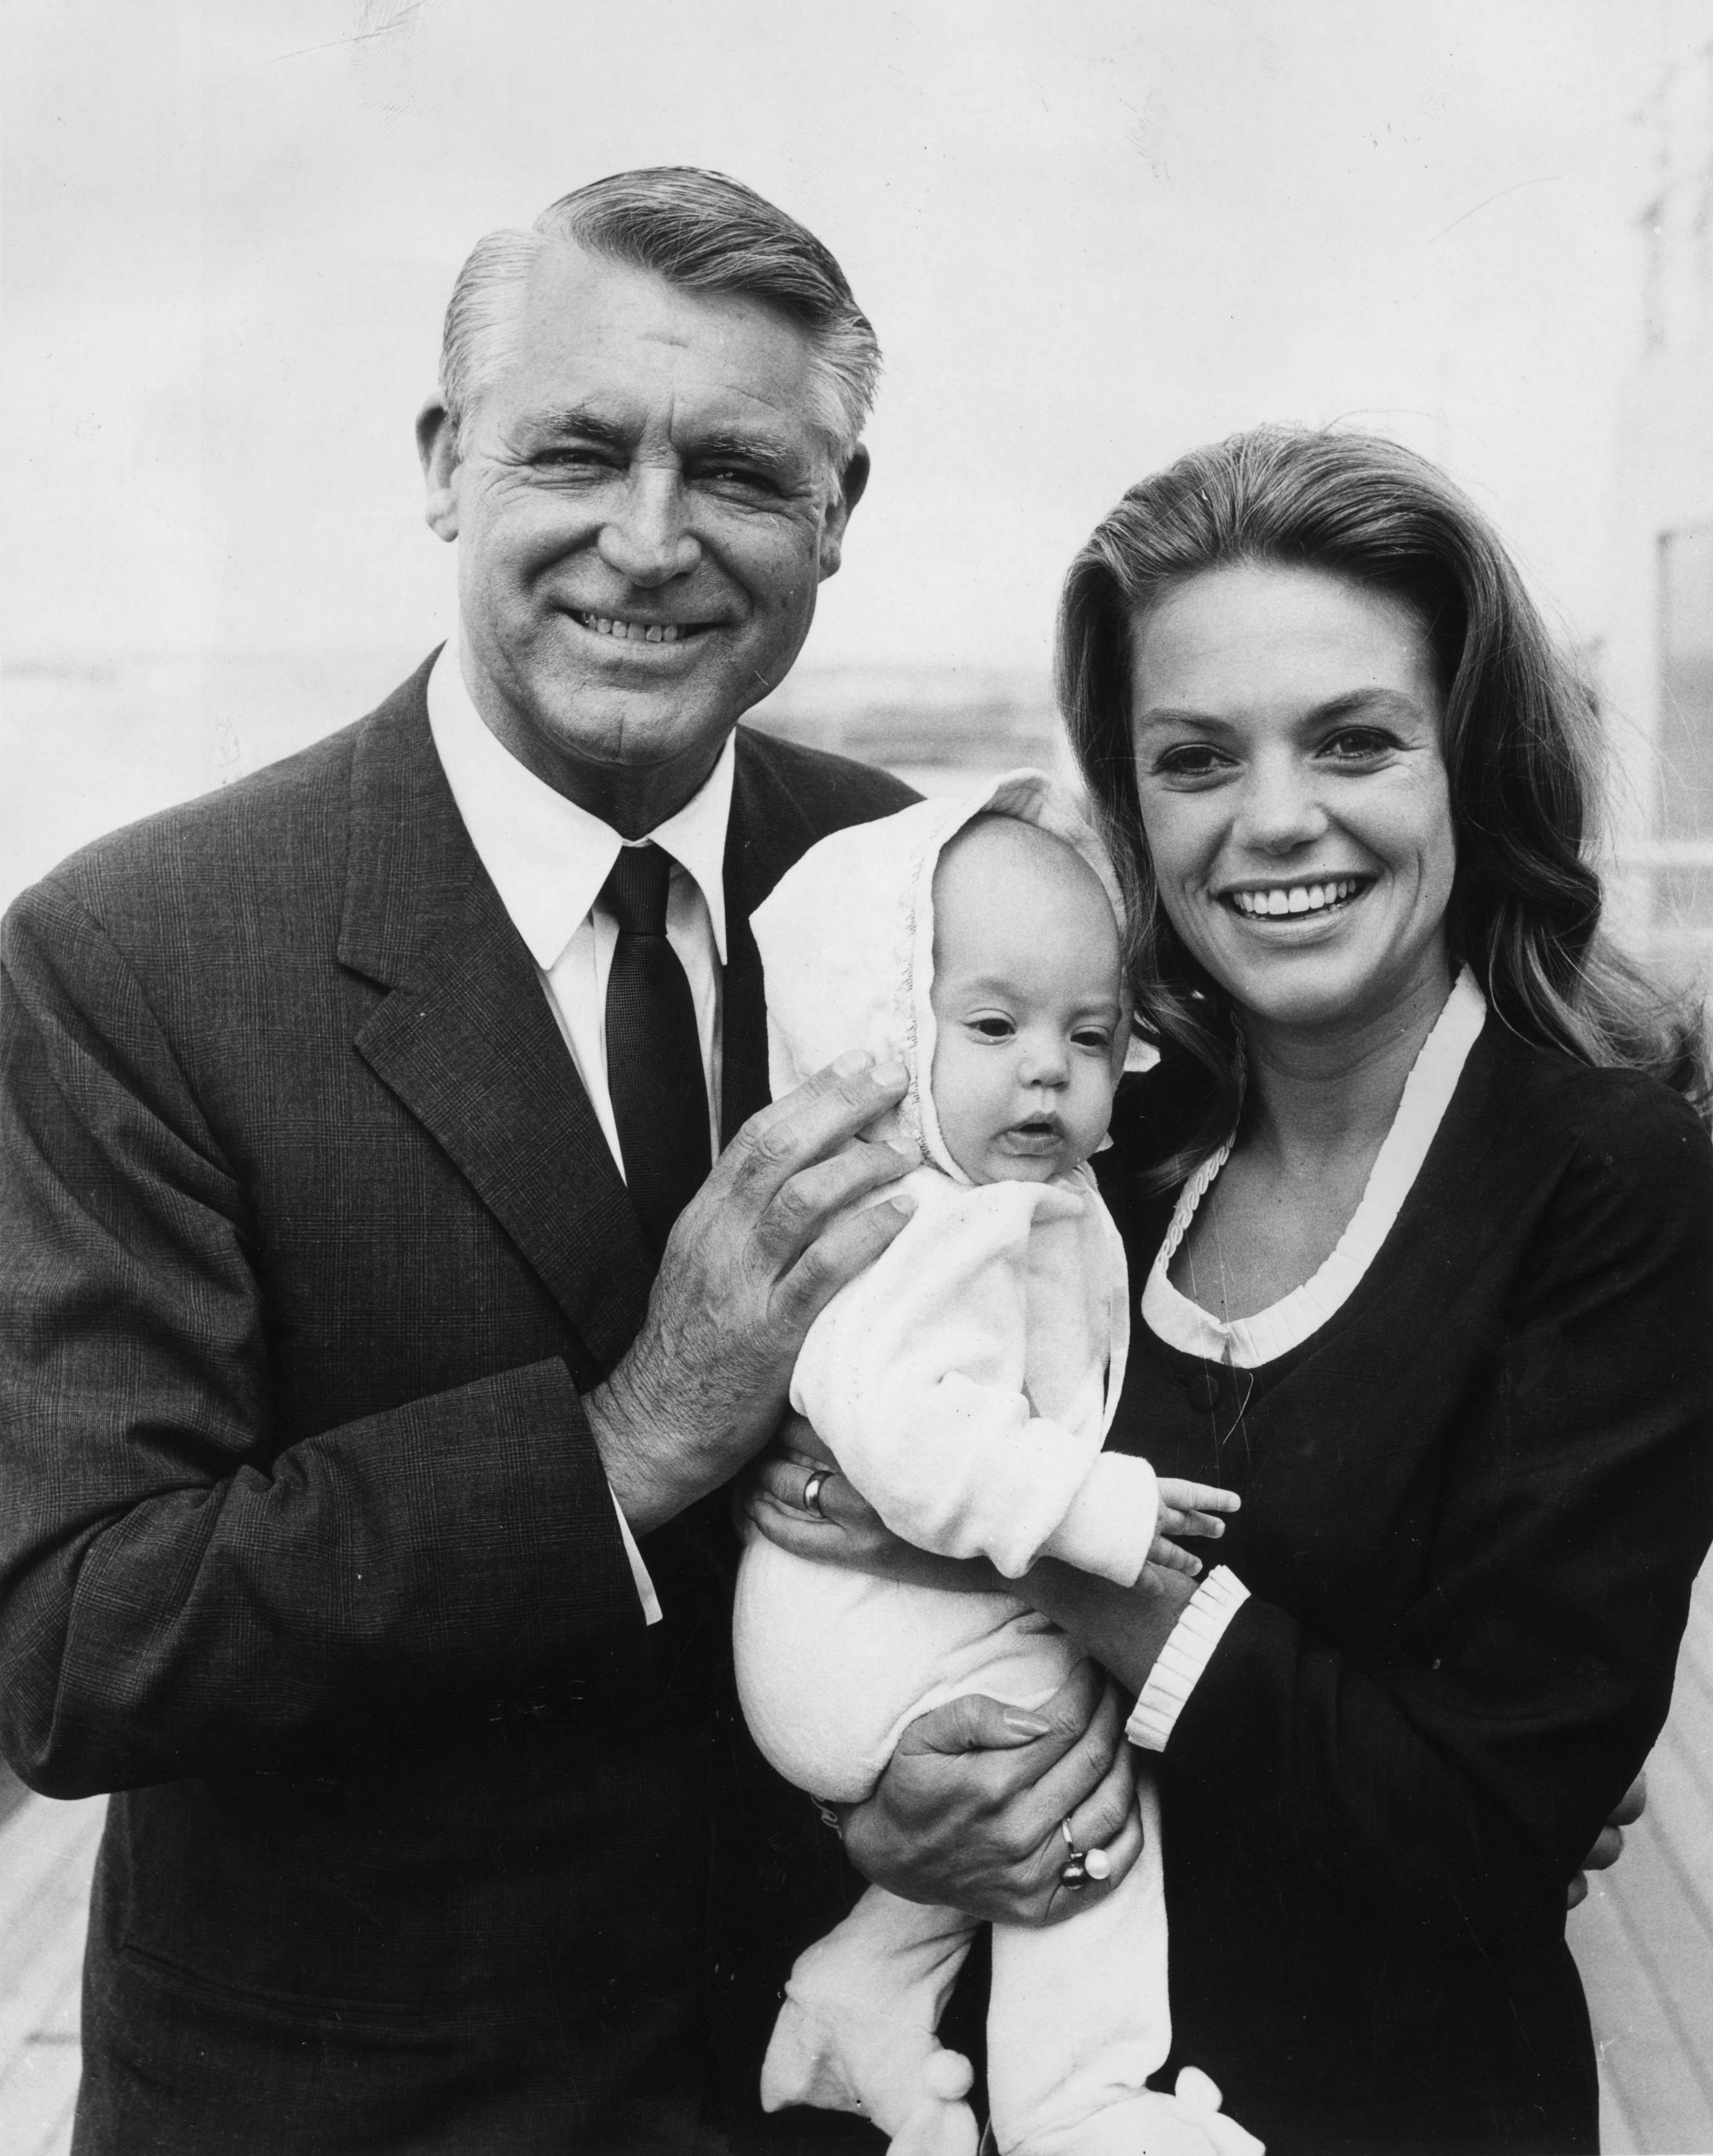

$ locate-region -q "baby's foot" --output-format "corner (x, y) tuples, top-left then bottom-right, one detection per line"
(1012, 2077), (1263, 2156)
(888, 2052), (981, 2156)
(761, 1992), (976, 2150)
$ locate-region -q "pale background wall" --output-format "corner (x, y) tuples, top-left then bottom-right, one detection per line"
(0, 0), (1694, 906)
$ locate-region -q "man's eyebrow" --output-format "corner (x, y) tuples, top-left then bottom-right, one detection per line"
(686, 430), (805, 479)
(532, 407), (633, 448)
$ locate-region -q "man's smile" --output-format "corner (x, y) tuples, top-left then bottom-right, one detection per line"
(570, 607), (717, 646)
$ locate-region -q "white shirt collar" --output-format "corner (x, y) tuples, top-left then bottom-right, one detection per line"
(425, 641), (734, 971)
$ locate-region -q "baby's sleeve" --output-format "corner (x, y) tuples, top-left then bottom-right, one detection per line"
(790, 1180), (1158, 1583)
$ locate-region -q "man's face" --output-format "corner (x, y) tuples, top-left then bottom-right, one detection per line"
(422, 243), (858, 822)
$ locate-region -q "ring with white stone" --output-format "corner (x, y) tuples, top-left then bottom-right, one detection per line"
(1060, 1816), (1089, 1890)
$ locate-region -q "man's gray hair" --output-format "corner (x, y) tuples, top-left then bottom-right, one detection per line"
(439, 168), (880, 468)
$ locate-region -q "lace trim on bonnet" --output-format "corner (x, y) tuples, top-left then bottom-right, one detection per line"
(748, 767), (1158, 1184)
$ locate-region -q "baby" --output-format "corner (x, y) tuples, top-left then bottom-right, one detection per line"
(737, 774), (1260, 2156)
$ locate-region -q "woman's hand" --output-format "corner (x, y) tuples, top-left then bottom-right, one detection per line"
(1567, 1770), (1648, 1909)
(842, 1660), (1146, 1926)
(742, 1413), (1007, 1596)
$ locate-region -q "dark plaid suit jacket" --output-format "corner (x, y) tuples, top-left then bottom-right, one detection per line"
(0, 658), (915, 2153)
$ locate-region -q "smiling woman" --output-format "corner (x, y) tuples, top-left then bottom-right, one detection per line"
(1027, 427), (1713, 2153)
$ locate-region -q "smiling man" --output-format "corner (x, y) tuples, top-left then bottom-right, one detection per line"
(0, 171), (1140, 2154)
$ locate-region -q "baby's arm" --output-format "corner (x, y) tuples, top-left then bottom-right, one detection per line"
(1150, 1479), (1241, 1577)
(791, 1176), (1161, 1586)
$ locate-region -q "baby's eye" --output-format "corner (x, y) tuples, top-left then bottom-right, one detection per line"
(1072, 1027), (1114, 1051)
(970, 1017), (1015, 1040)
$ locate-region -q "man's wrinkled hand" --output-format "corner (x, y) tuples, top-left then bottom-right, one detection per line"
(588, 1052), (911, 1533)
(841, 1660), (1143, 1927)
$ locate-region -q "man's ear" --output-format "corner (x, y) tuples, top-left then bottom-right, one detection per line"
(817, 444), (869, 580)
(417, 399), (461, 542)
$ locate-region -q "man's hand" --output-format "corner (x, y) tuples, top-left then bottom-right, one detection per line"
(1567, 1771), (1647, 1909)
(742, 1418), (1009, 1594)
(841, 1661), (1144, 1926)
(587, 1051), (911, 1533)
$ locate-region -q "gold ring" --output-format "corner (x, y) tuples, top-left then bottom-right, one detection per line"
(803, 1472), (828, 1519)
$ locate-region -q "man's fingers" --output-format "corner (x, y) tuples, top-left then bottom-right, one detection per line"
(726, 1054), (910, 1205)
(1610, 1771), (1647, 1828)
(1150, 1537), (1205, 1578)
(775, 1186), (917, 1330)
(759, 1141), (915, 1270)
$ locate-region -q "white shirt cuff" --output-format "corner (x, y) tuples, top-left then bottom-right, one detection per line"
(611, 1491), (663, 1626)
(1126, 1566), (1249, 1752)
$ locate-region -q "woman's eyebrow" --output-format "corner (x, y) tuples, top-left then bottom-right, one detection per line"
(1136, 687), (1426, 729)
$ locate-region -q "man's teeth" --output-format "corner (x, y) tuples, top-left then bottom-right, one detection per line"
(1230, 878), (1362, 918)
(579, 613), (683, 643)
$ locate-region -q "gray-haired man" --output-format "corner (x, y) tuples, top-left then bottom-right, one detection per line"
(0, 170), (1140, 2151)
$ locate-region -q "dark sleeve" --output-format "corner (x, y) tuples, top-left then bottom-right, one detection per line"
(0, 881), (643, 1799)
(1166, 1081), (1713, 1917)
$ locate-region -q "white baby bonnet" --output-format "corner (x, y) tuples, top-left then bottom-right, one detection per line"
(749, 767), (1159, 1183)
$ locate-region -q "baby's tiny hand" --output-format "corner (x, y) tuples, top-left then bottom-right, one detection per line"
(1150, 1478), (1239, 1577)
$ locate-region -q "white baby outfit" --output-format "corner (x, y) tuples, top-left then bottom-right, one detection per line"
(737, 773), (1260, 2156)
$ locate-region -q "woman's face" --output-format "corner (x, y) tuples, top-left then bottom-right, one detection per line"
(1128, 560), (1456, 1039)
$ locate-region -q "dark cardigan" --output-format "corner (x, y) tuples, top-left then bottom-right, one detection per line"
(1096, 1017), (1713, 2156)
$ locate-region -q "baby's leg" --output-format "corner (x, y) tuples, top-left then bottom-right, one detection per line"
(737, 1542), (1045, 2148)
(986, 1774), (1263, 2155)
(762, 1888), (981, 2156)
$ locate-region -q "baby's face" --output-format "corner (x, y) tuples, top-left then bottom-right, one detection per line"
(928, 818), (1126, 1185)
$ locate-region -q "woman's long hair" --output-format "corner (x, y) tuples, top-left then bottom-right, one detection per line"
(1058, 426), (1710, 1187)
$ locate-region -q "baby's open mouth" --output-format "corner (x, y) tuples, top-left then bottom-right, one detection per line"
(1223, 875), (1371, 920)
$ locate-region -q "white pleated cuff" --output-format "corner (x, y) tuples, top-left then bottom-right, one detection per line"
(1126, 1566), (1249, 1752)
(611, 1491), (663, 1626)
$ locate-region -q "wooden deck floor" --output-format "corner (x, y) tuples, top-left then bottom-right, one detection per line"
(3, 1572), (1711, 2154)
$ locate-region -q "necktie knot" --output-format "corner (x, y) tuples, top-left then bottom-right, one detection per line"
(602, 843), (673, 938)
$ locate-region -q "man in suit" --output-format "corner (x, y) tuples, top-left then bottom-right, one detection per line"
(0, 170), (1140, 2151)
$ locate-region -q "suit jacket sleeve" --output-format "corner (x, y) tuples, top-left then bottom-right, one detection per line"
(0, 879), (643, 1798)
(1162, 1079), (1713, 1929)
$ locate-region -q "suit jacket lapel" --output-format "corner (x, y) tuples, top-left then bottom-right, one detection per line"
(338, 666), (655, 1376)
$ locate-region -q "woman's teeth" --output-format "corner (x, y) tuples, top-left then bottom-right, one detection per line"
(1230, 878), (1362, 919)
(577, 613), (684, 643)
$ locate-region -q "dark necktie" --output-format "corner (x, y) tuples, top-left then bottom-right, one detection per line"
(601, 842), (712, 1259)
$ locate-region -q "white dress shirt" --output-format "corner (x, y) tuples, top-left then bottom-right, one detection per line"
(427, 643), (739, 1627)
